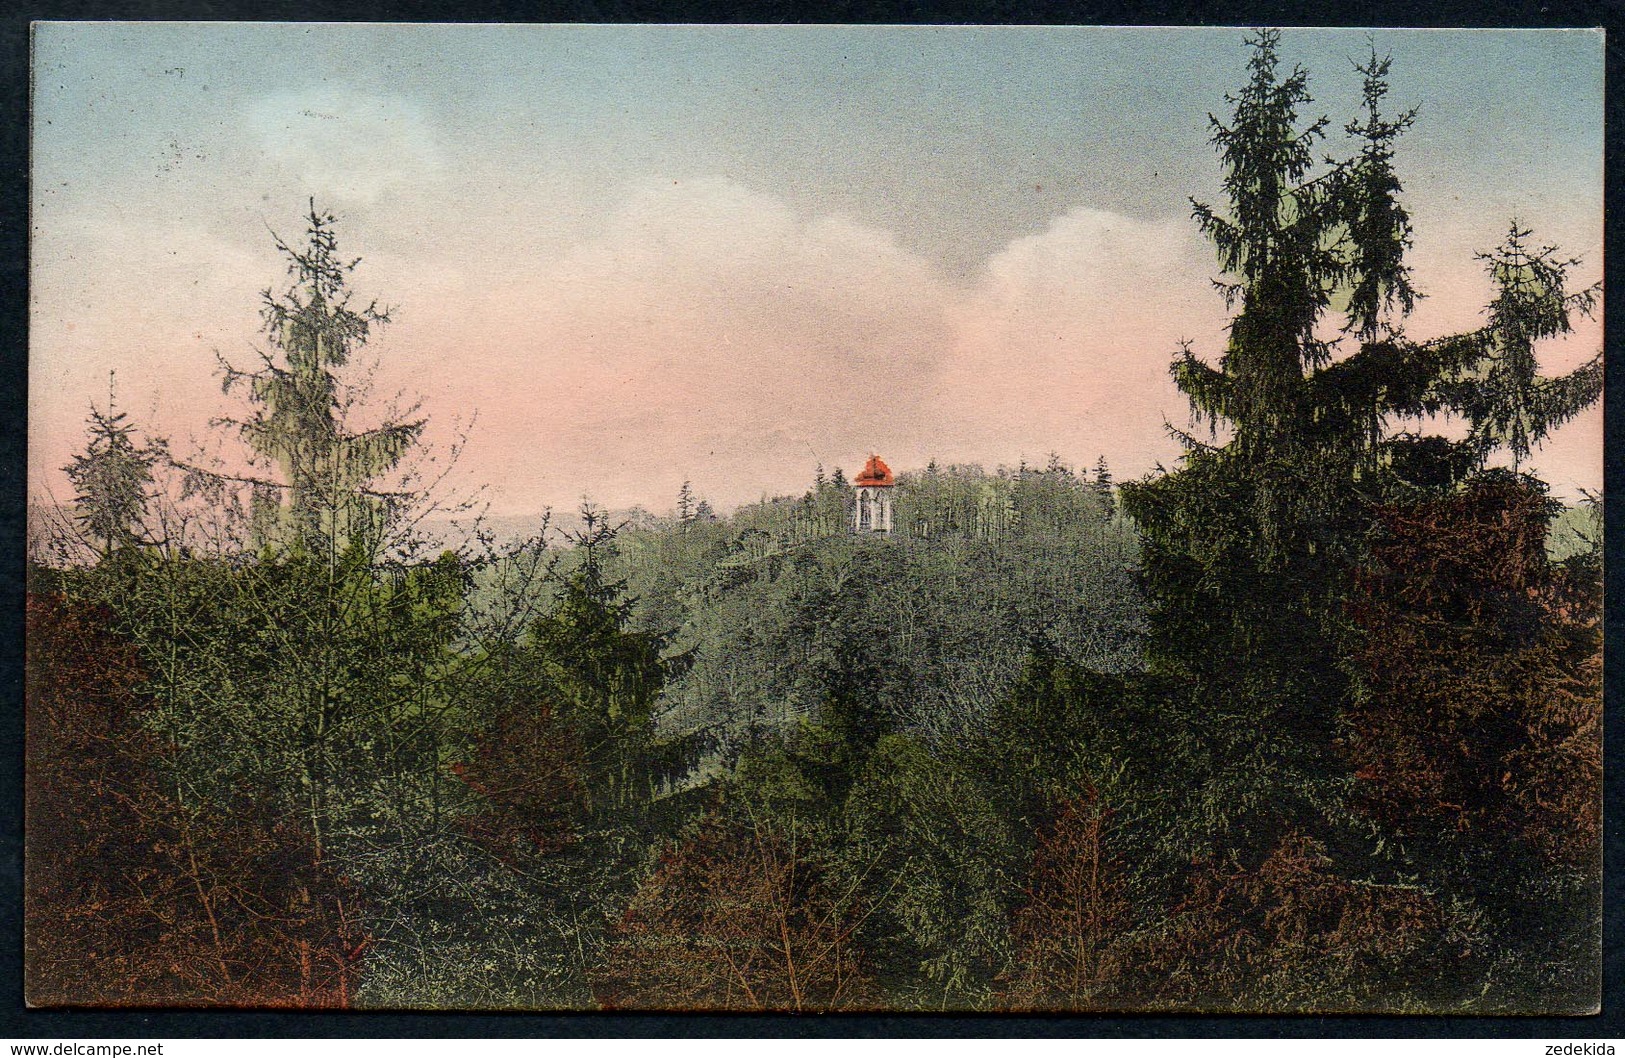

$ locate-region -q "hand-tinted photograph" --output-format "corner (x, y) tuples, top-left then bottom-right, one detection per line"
(26, 23), (1602, 1013)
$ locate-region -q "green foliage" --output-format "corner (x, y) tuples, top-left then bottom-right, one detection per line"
(1340, 48), (1420, 342)
(1434, 225), (1602, 468)
(25, 592), (368, 1007)
(530, 505), (686, 814)
(1122, 30), (1601, 870)
(63, 384), (166, 557)
(26, 32), (1602, 1012)
(606, 463), (1141, 779)
(842, 735), (1017, 1007)
(1089, 455), (1114, 518)
(216, 200), (423, 557)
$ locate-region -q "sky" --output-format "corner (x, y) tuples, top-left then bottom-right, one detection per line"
(30, 24), (1604, 517)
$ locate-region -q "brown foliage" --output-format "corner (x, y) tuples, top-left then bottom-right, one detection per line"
(26, 592), (367, 1008)
(451, 700), (584, 864)
(998, 786), (1132, 1010)
(1343, 476), (1602, 868)
(592, 814), (877, 1011)
(1143, 832), (1445, 1011)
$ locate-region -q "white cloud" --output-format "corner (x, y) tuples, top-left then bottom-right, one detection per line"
(30, 178), (1601, 519)
(30, 212), (271, 496)
(367, 176), (961, 512)
(246, 87), (442, 205)
(928, 206), (1227, 478)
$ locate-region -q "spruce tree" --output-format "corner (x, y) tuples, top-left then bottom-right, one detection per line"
(1119, 31), (1602, 867)
(1439, 224), (1602, 469)
(530, 503), (677, 815)
(217, 200), (423, 558)
(1090, 455), (1113, 519)
(1122, 31), (1513, 859)
(1340, 49), (1420, 344)
(63, 377), (165, 559)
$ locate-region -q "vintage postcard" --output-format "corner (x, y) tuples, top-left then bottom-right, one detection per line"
(26, 24), (1602, 1012)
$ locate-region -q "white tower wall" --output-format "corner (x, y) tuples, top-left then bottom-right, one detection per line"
(854, 485), (893, 533)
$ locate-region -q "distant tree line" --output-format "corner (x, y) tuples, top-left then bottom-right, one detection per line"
(26, 33), (1600, 1012)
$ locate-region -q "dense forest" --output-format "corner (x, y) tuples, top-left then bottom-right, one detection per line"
(26, 32), (1601, 1012)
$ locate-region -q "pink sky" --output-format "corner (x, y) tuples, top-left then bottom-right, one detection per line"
(29, 27), (1603, 518)
(30, 178), (1601, 518)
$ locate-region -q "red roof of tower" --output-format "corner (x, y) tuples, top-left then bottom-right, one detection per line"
(854, 454), (894, 487)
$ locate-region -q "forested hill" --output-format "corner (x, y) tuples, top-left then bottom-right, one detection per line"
(26, 30), (1602, 1014)
(587, 461), (1143, 781)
